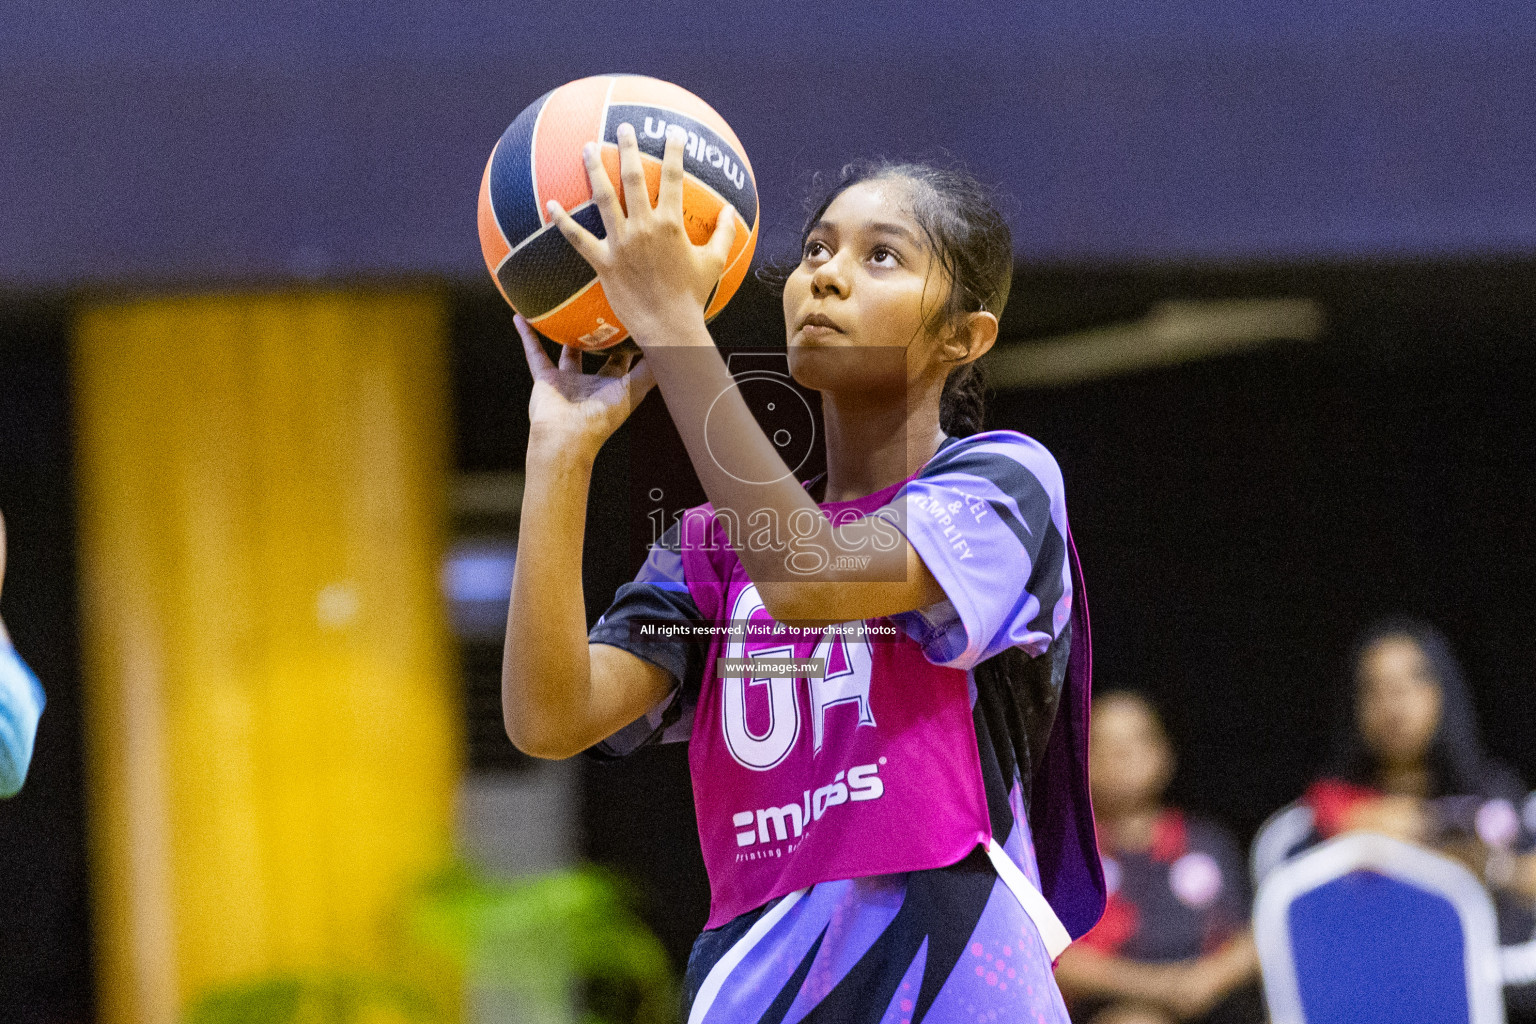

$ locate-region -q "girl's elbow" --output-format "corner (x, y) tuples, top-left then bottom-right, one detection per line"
(757, 583), (837, 630)
(756, 582), (802, 624)
(502, 715), (584, 761)
(500, 658), (592, 760)
(501, 689), (585, 760)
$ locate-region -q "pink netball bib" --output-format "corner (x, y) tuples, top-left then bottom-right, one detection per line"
(679, 479), (996, 929)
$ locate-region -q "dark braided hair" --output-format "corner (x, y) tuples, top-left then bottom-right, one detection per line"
(760, 159), (1013, 437)
(939, 360), (988, 438)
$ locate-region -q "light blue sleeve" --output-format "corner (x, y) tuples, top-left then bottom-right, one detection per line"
(876, 431), (1073, 671)
(0, 642), (45, 798)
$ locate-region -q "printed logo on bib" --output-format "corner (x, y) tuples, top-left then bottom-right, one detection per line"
(731, 760), (887, 858)
(720, 584), (877, 770)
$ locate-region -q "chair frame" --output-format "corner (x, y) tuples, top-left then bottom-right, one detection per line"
(1502, 790), (1536, 986)
(1250, 800), (1317, 888)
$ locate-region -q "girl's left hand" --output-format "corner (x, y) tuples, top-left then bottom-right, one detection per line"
(546, 122), (736, 346)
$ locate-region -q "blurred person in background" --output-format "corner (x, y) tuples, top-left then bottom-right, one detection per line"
(1055, 692), (1261, 1024)
(0, 511), (45, 798)
(1303, 616), (1536, 1018)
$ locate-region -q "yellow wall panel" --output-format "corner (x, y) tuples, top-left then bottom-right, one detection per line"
(75, 288), (463, 1024)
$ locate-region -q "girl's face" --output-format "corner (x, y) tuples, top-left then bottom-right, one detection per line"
(1088, 695), (1174, 815)
(1357, 635), (1443, 769)
(782, 178), (954, 394)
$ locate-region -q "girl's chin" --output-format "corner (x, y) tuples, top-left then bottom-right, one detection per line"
(789, 328), (854, 350)
(787, 339), (862, 363)
(787, 346), (858, 390)
(790, 339), (905, 366)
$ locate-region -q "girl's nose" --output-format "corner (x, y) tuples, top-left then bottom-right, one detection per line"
(810, 254), (849, 298)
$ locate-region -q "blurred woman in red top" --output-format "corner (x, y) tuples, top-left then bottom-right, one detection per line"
(1303, 617), (1536, 1019)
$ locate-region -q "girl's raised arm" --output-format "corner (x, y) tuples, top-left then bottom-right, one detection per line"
(501, 319), (674, 759)
(545, 126), (952, 627)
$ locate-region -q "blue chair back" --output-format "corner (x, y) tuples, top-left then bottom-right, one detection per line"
(1255, 832), (1506, 1024)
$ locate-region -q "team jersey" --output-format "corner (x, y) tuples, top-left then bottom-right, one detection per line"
(589, 431), (1103, 1023)
(0, 641), (44, 798)
(1076, 810), (1249, 964)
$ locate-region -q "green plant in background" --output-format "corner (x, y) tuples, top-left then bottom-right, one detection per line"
(407, 862), (677, 1024)
(183, 973), (439, 1024)
(181, 862), (676, 1024)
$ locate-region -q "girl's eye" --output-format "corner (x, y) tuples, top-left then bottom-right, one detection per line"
(869, 246), (900, 267)
(803, 240), (830, 261)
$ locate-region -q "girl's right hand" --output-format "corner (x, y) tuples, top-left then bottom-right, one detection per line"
(516, 314), (656, 459)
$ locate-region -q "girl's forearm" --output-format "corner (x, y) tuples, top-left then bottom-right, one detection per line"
(638, 311), (819, 537)
(637, 311), (912, 619)
(501, 432), (600, 757)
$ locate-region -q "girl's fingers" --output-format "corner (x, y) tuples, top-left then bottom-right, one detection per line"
(615, 123), (652, 220)
(514, 314), (557, 382)
(596, 339), (640, 378)
(657, 125), (688, 216)
(582, 142), (623, 233)
(624, 354), (657, 404)
(706, 209), (739, 267)
(546, 199), (604, 266)
(558, 340), (582, 374)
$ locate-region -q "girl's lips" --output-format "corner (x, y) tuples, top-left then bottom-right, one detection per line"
(798, 313), (844, 334)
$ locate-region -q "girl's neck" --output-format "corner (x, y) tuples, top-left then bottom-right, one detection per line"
(1376, 763), (1432, 798)
(818, 389), (947, 503)
(1098, 805), (1162, 856)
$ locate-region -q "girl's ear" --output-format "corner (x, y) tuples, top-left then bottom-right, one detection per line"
(941, 311), (999, 366)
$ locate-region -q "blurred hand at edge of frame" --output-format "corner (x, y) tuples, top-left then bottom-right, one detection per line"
(0, 508), (9, 646)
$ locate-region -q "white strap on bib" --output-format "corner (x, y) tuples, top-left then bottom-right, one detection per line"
(983, 838), (1074, 960)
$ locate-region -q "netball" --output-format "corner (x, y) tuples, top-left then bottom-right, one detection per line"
(478, 74), (759, 349)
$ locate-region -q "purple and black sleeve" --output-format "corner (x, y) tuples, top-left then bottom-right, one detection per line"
(586, 521), (705, 757)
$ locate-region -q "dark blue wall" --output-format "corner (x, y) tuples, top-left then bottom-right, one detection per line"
(4, 0), (1536, 288)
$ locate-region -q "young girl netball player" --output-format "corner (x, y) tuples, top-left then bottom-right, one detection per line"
(503, 124), (1104, 1022)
